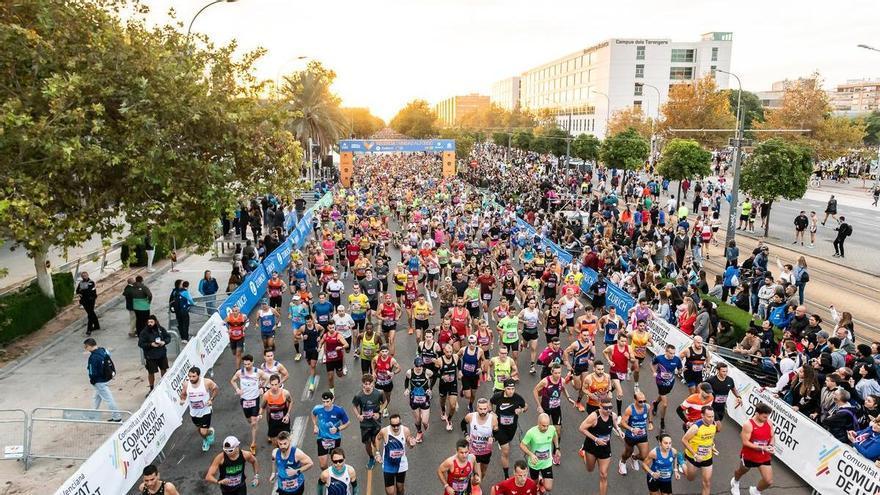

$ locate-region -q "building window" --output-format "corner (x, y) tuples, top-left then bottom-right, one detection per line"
(710, 65), (717, 77)
(711, 47), (719, 61)
(633, 100), (642, 110)
(636, 45), (645, 60)
(635, 64), (644, 78)
(670, 49), (695, 63)
(634, 83), (643, 96)
(669, 66), (694, 80)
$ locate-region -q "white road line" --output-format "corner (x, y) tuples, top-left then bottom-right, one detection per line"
(291, 416), (307, 447)
(176, 455), (185, 465)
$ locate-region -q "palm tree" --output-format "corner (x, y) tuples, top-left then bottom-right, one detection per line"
(281, 62), (346, 156)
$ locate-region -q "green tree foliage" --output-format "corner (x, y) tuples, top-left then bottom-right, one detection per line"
(457, 103), (538, 131)
(725, 89), (765, 129)
(534, 127), (571, 156)
(863, 111), (880, 146)
(492, 132), (509, 147)
(390, 100), (437, 138)
(341, 107), (385, 138)
(600, 128), (650, 191)
(572, 134), (601, 162)
(281, 61), (346, 155)
(438, 128), (476, 160)
(513, 130), (534, 150)
(0, 0), (302, 297)
(740, 138), (814, 236)
(657, 139), (713, 207)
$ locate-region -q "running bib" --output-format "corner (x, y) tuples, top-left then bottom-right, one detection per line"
(535, 449), (551, 460)
(326, 350), (339, 360)
(281, 477), (302, 490)
(462, 363), (476, 373)
(322, 439), (337, 449)
(241, 399), (257, 408)
(548, 397), (561, 409)
(270, 410), (284, 420)
(500, 415), (514, 426)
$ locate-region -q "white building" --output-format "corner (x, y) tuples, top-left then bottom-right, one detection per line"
(490, 77), (521, 111)
(514, 32), (733, 137)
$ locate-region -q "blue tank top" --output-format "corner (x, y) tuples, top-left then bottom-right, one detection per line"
(275, 447), (304, 492)
(259, 312), (276, 336)
(461, 347), (480, 377)
(649, 447), (674, 481)
(603, 319), (619, 345)
(382, 431), (408, 474)
(407, 256), (419, 272)
(302, 326), (319, 351)
(575, 340), (592, 366)
(625, 404), (649, 439)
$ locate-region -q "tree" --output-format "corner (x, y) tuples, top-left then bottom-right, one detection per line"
(863, 111), (880, 146)
(340, 107), (385, 138)
(390, 100), (437, 138)
(607, 107), (653, 140)
(656, 139), (713, 208)
(740, 138), (814, 237)
(538, 126), (571, 157)
(492, 132), (509, 147)
(572, 134), (601, 162)
(281, 61), (346, 155)
(512, 130), (534, 150)
(600, 128), (650, 192)
(812, 116), (866, 161)
(724, 89), (764, 129)
(660, 76), (737, 148)
(438, 128), (476, 160)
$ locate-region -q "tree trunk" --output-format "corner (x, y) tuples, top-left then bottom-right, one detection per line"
(675, 181), (682, 209)
(32, 247), (55, 299)
(764, 200), (773, 237)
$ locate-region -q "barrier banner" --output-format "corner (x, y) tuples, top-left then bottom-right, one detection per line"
(218, 264), (268, 318)
(315, 191), (333, 210)
(263, 241), (292, 277)
(284, 210), (298, 232)
(646, 318), (691, 356)
(579, 267), (598, 295)
(605, 281), (635, 316)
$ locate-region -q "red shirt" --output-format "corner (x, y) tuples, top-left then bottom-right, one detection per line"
(477, 274), (496, 293)
(740, 418), (773, 464)
(493, 477), (539, 495)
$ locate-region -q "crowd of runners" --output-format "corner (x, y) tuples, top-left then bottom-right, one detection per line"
(134, 150), (788, 495)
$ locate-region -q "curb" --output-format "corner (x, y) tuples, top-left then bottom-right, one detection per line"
(0, 252), (193, 381)
(734, 230), (880, 277)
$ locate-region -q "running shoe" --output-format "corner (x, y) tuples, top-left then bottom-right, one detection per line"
(630, 455), (640, 471)
(529, 364), (536, 375)
(294, 353), (302, 362)
(618, 460), (627, 475)
(748, 487), (761, 495)
(730, 477), (741, 494)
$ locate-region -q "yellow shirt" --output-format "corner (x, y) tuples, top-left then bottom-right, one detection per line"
(687, 421), (717, 461)
(348, 294), (369, 316)
(413, 301), (431, 320)
(630, 330), (650, 359)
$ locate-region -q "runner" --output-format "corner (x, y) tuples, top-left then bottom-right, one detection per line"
(320, 321), (349, 394)
(543, 301), (563, 343)
(730, 403), (775, 495)
(628, 319), (652, 382)
(438, 438), (481, 495)
(537, 337), (564, 379)
(641, 433), (680, 495)
(267, 271), (286, 309)
(564, 327), (594, 411)
(418, 329), (443, 387)
(448, 297), (473, 345)
(405, 357), (434, 443)
(603, 333), (634, 415)
(533, 363), (575, 443)
(256, 300), (281, 351)
(259, 374), (292, 447)
(269, 431), (314, 495)
(491, 379), (528, 478)
(230, 354), (269, 453)
(179, 366), (218, 452)
(326, 271), (345, 308)
(557, 288), (584, 337)
(518, 413), (559, 494)
(489, 346), (519, 393)
(295, 316), (321, 392)
(459, 335), (485, 413)
(518, 299), (541, 373)
(375, 413), (417, 495)
(205, 436), (260, 494)
(138, 464), (180, 495)
(348, 285), (369, 339)
(412, 293), (434, 341)
(351, 374), (385, 470)
(438, 343), (461, 431)
(706, 362), (743, 432)
(225, 306), (249, 369)
(598, 306), (625, 349)
(678, 382), (715, 431)
(582, 361), (612, 415)
(650, 344), (682, 431)
(356, 323), (383, 375)
(462, 397), (499, 480)
(618, 390), (653, 476)
(574, 305), (598, 341)
(288, 296), (310, 361)
(497, 310), (521, 361)
(332, 306), (355, 376)
(680, 336), (710, 394)
(317, 448), (358, 495)
(378, 294), (402, 356)
(359, 269), (381, 322)
(372, 345), (401, 412)
(260, 348), (289, 391)
(312, 391), (351, 470)
(578, 398), (624, 495)
(681, 406), (718, 495)
(491, 460), (539, 495)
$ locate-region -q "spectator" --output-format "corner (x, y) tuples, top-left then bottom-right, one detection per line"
(144, 229), (156, 272)
(198, 270), (219, 311)
(677, 297), (697, 336)
(83, 338), (122, 422)
(828, 337), (848, 370)
(831, 307), (856, 342)
(767, 357), (797, 396)
(122, 277), (136, 337)
(708, 274), (723, 299)
(169, 280), (195, 343)
(849, 417), (880, 461)
(860, 395), (880, 428)
(76, 271), (100, 335)
(757, 320), (776, 357)
(130, 275), (152, 336)
(724, 240), (739, 268)
(227, 267), (244, 292)
(693, 299), (713, 341)
(793, 256), (809, 305)
(819, 375), (841, 422)
(734, 327), (761, 356)
(832, 216), (853, 258)
(789, 365), (821, 417)
(823, 389), (859, 443)
(856, 364), (880, 402)
(137, 315), (170, 393)
(803, 315), (823, 343)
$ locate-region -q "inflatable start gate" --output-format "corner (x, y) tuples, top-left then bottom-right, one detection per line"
(337, 139), (456, 187)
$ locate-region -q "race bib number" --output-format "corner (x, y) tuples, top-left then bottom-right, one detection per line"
(482, 293), (492, 301)
(548, 397), (561, 409)
(322, 439), (337, 449)
(389, 448), (404, 459)
(326, 350), (339, 360)
(241, 399), (257, 408)
(535, 449), (550, 460)
(270, 410), (284, 420)
(500, 415), (514, 426)
(281, 477), (302, 490)
(463, 363), (476, 373)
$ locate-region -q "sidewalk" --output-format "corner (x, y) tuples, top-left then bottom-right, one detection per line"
(0, 250), (233, 493)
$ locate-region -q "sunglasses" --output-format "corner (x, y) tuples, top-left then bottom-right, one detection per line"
(602, 406), (613, 410)
(332, 458), (345, 464)
(390, 423), (401, 428)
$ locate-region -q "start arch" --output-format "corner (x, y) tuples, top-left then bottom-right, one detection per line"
(337, 139), (456, 187)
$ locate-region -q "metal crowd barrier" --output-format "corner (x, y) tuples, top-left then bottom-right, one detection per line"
(0, 409), (27, 463)
(25, 407), (131, 470)
(711, 345), (779, 387)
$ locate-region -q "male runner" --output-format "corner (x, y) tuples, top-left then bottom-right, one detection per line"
(378, 293), (402, 356)
(618, 390), (653, 475)
(351, 374), (385, 470)
(230, 354), (269, 453)
(491, 460), (539, 495)
(317, 448), (358, 495)
(603, 333), (634, 415)
(179, 366), (218, 452)
(564, 328), (594, 411)
(519, 414), (559, 494)
(706, 362), (742, 432)
(269, 431), (314, 495)
(405, 357), (434, 442)
(533, 363), (575, 443)
(680, 336), (710, 394)
(650, 344), (682, 431)
(681, 406), (718, 495)
(438, 343), (461, 431)
(320, 322), (349, 394)
(491, 379), (528, 478)
(438, 439), (480, 495)
(375, 413), (416, 495)
(312, 391), (351, 470)
(578, 398), (624, 495)
(138, 464), (180, 495)
(259, 374), (292, 447)
(459, 335), (485, 413)
(256, 300), (281, 351)
(489, 346), (519, 393)
(205, 436), (260, 493)
(731, 403), (775, 495)
(462, 397), (499, 480)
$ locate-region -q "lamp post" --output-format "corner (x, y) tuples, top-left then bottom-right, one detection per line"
(857, 44), (880, 188)
(715, 68), (745, 247)
(641, 83), (662, 169)
(186, 0), (238, 40)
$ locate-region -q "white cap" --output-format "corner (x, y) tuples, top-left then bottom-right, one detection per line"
(337, 305), (345, 311)
(223, 436), (240, 449)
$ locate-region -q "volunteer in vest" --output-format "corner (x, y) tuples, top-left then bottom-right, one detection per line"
(317, 447), (358, 495)
(603, 333), (634, 416)
(641, 433), (680, 495)
(225, 306), (248, 369)
(618, 390), (653, 476)
(320, 321), (349, 394)
(578, 398), (624, 495)
(730, 403), (775, 495)
(179, 366), (219, 452)
(706, 362), (742, 432)
(438, 439), (480, 495)
(375, 413), (416, 495)
(518, 413), (559, 493)
(259, 374), (292, 447)
(681, 406), (717, 495)
(255, 300), (281, 352)
(352, 373), (386, 470)
(139, 464), (180, 495)
(356, 323), (383, 375)
(491, 379), (528, 479)
(405, 357), (434, 443)
(267, 271), (286, 308)
(462, 397), (499, 480)
(205, 435), (260, 494)
(230, 354), (269, 454)
(269, 431), (313, 495)
(312, 391), (351, 471)
(518, 298), (542, 374)
(491, 459), (539, 495)
(533, 363), (575, 443)
(564, 327), (594, 412)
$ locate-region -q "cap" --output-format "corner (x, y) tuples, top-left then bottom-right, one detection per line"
(817, 330), (830, 340)
(503, 379), (517, 388)
(467, 334), (477, 343)
(260, 298), (269, 305)
(413, 357), (424, 367)
(223, 436), (240, 449)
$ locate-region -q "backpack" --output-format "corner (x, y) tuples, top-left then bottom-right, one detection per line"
(799, 270), (810, 284)
(101, 351), (116, 382)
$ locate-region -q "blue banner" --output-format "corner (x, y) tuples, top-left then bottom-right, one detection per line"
(284, 210), (298, 232)
(339, 139), (456, 153)
(219, 265), (269, 318)
(263, 240), (293, 277)
(579, 267), (599, 295)
(606, 282), (635, 316)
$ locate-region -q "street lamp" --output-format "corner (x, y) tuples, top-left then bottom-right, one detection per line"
(715, 68), (745, 247)
(187, 0), (238, 40)
(641, 83), (662, 169)
(857, 44), (880, 53)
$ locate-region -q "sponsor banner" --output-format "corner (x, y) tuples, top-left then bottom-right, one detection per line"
(646, 318), (691, 356)
(338, 139), (455, 153)
(315, 191), (333, 210)
(605, 282), (635, 316)
(53, 392), (182, 495)
(579, 267), (599, 295)
(283, 210), (298, 232)
(218, 264), (268, 318)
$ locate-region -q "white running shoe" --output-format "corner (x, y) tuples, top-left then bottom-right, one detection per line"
(748, 487), (761, 495)
(630, 456), (640, 471)
(730, 477), (740, 494)
(618, 460), (627, 475)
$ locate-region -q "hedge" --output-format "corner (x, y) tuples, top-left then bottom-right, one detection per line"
(701, 294), (782, 342)
(0, 271), (75, 346)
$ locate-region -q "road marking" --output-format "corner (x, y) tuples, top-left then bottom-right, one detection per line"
(177, 455), (185, 465)
(291, 416), (307, 447)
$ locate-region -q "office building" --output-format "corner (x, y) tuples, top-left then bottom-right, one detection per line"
(512, 32), (733, 137)
(755, 78), (816, 111)
(490, 77), (521, 111)
(434, 94), (491, 127)
(829, 78), (880, 116)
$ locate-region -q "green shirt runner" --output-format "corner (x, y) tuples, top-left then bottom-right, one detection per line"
(498, 315), (520, 344)
(521, 424), (556, 470)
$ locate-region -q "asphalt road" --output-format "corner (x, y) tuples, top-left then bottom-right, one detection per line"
(143, 243), (811, 495)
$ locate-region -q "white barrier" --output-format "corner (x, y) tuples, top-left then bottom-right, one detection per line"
(649, 317), (880, 495)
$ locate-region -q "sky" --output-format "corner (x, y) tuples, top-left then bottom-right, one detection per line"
(140, 0), (880, 122)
